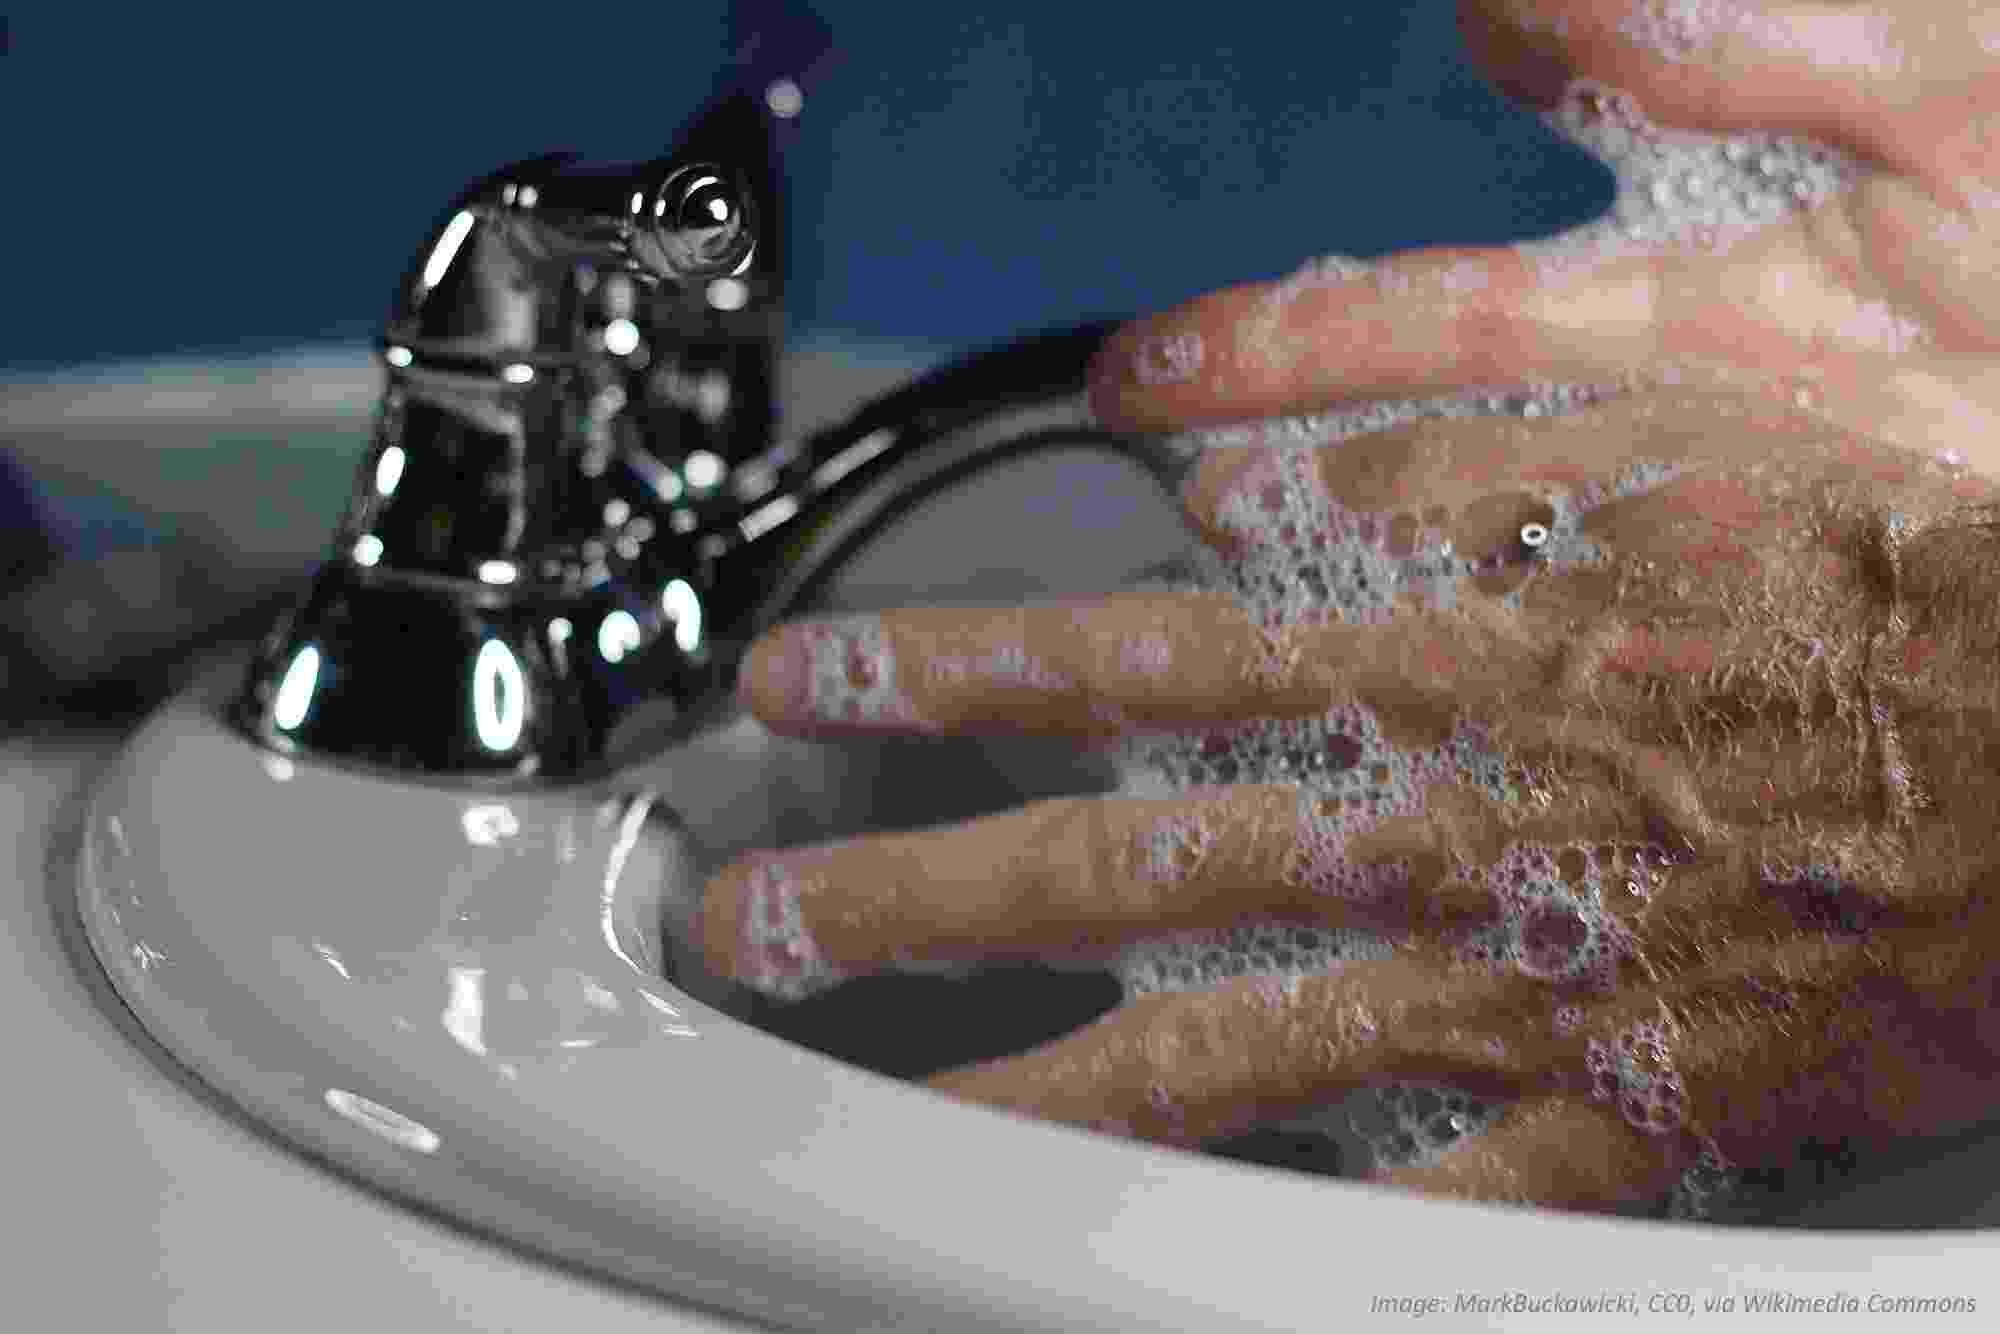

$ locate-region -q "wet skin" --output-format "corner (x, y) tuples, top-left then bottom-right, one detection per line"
(702, 0), (2000, 1212)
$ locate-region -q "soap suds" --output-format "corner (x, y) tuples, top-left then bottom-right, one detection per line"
(1350, 1083), (1503, 1171)
(1585, 1012), (1689, 1134)
(736, 855), (849, 1001)
(1132, 331), (1206, 386)
(800, 615), (928, 728)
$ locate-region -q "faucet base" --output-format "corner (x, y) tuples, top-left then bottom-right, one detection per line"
(234, 561), (727, 788)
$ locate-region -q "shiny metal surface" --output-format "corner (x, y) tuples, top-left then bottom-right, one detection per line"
(233, 91), (1193, 785)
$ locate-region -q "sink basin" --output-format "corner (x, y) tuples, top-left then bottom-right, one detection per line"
(47, 418), (2000, 1334)
(47, 380), (2000, 1329)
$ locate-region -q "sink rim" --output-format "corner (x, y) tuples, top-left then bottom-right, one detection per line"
(64, 649), (2000, 1332)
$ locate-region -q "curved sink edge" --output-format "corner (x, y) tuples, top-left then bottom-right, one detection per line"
(65, 651), (2000, 1333)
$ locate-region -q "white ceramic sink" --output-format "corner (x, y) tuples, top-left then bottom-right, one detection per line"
(15, 349), (2000, 1331)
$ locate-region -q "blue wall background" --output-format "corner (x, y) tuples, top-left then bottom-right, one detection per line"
(2, 2), (1613, 371)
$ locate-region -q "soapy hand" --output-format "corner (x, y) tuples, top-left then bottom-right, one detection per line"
(702, 0), (2000, 1213)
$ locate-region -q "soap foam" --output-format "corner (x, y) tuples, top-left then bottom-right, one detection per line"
(737, 855), (850, 1002)
(1523, 78), (1861, 281)
(1207, 438), (1686, 651)
(1585, 1015), (1689, 1134)
(1111, 703), (1506, 994)
(1252, 77), (1864, 359)
(1348, 1083), (1503, 1172)
(1113, 920), (1394, 996)
(1450, 840), (1641, 991)
(800, 614), (927, 729)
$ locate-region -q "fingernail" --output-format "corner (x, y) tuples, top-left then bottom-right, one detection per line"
(1090, 325), (1206, 425)
(1131, 330), (1205, 386)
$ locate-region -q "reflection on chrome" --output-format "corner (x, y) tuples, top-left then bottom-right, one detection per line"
(674, 174), (726, 214)
(661, 579), (702, 652)
(272, 645), (320, 732)
(323, 1089), (442, 1155)
(764, 78), (803, 119)
(683, 450), (726, 491)
(810, 427), (897, 489)
(443, 966), (488, 1058)
(738, 493), (798, 542)
(603, 318), (641, 356)
(374, 445), (406, 496)
(471, 640), (526, 752)
(419, 210), (477, 291)
(693, 371), (731, 423)
(597, 609), (642, 664)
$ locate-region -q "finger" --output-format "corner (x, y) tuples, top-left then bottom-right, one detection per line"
(1375, 1093), (1692, 1213)
(926, 953), (1574, 1145)
(736, 589), (1292, 736)
(703, 706), (1896, 1000)
(1089, 206), (1943, 434)
(1176, 388), (1821, 560)
(1176, 389), (1979, 619)
(701, 779), (1624, 997)
(1091, 238), (1670, 431)
(736, 587), (1558, 748)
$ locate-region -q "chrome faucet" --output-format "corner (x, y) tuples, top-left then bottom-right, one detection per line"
(231, 86), (1195, 787)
